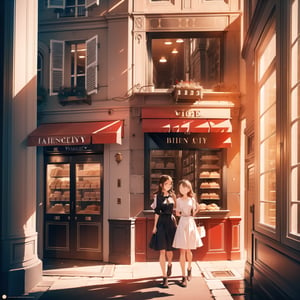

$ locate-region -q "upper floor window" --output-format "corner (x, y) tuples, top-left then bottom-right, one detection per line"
(289, 0), (300, 241)
(257, 23), (276, 229)
(37, 52), (43, 88)
(49, 35), (98, 95)
(47, 0), (99, 18)
(149, 33), (223, 89)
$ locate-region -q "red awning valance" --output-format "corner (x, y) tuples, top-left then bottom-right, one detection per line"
(142, 119), (232, 133)
(27, 120), (124, 146)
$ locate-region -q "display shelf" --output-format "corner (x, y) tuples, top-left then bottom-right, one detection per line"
(198, 150), (223, 210)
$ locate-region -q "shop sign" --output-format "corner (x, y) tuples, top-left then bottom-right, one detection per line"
(148, 133), (231, 149)
(142, 107), (231, 119)
(37, 135), (89, 146)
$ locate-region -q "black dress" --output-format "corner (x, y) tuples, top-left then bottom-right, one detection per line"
(150, 193), (177, 251)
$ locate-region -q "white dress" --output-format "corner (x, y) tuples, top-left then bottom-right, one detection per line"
(172, 197), (203, 250)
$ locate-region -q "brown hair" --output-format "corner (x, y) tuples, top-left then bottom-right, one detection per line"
(154, 174), (173, 195)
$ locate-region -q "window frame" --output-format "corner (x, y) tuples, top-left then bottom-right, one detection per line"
(147, 31), (224, 90)
(254, 20), (278, 238)
(49, 36), (98, 96)
(286, 0), (300, 249)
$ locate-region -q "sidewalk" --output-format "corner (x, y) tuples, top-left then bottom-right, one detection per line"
(20, 260), (244, 300)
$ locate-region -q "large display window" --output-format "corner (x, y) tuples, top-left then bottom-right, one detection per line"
(148, 149), (225, 211)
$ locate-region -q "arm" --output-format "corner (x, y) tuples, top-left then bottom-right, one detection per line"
(152, 213), (159, 234)
(192, 197), (200, 216)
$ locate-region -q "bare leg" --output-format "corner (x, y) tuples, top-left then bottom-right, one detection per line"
(186, 249), (193, 270)
(166, 250), (173, 265)
(159, 250), (167, 277)
(179, 249), (186, 276)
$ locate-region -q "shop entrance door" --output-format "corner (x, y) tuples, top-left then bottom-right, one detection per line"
(44, 154), (103, 260)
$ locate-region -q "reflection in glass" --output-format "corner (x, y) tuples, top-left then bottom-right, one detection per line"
(76, 163), (101, 215)
(151, 36), (221, 89)
(46, 164), (70, 214)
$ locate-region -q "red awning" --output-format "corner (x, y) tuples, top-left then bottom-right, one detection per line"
(27, 120), (124, 146)
(142, 119), (232, 133)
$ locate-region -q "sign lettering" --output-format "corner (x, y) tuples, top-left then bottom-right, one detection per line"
(175, 109), (203, 118)
(166, 136), (207, 145)
(38, 136), (87, 145)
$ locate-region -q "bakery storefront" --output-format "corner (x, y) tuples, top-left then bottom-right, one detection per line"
(28, 120), (123, 260)
(135, 105), (241, 261)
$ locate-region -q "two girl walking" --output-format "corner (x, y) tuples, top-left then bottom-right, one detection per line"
(150, 174), (203, 288)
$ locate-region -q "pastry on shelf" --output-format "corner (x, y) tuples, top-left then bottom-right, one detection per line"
(209, 182), (220, 188)
(199, 203), (207, 210)
(199, 171), (210, 178)
(200, 193), (210, 199)
(200, 182), (210, 188)
(206, 203), (220, 210)
(210, 171), (220, 178)
(209, 193), (220, 199)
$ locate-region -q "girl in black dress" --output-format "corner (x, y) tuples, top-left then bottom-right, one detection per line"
(150, 174), (177, 288)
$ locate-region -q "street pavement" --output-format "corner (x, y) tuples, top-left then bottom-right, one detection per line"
(14, 261), (237, 300)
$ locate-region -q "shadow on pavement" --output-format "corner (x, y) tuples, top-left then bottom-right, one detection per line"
(34, 276), (212, 300)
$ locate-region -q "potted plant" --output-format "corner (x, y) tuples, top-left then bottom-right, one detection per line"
(58, 86), (91, 105)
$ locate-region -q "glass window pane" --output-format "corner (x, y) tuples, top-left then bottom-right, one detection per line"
(259, 34), (276, 80)
(258, 28), (276, 228)
(152, 36), (221, 89)
(291, 166), (300, 201)
(46, 164), (70, 214)
(259, 71), (276, 112)
(290, 203), (300, 236)
(260, 201), (276, 227)
(291, 85), (299, 122)
(260, 134), (276, 173)
(289, 0), (300, 239)
(260, 104), (276, 141)
(291, 120), (300, 165)
(76, 163), (101, 215)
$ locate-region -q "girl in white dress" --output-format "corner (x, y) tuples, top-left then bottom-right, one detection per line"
(172, 179), (203, 287)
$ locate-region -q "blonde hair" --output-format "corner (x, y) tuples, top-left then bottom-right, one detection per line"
(177, 179), (194, 198)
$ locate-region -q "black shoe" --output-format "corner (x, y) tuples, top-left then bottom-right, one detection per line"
(161, 277), (168, 288)
(180, 276), (187, 287)
(167, 264), (172, 277)
(187, 268), (192, 281)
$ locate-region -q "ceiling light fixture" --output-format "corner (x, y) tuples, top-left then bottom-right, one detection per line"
(172, 48), (178, 54)
(176, 39), (184, 43)
(159, 56), (167, 63)
(164, 41), (172, 45)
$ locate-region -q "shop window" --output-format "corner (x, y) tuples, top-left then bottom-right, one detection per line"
(37, 52), (43, 88)
(147, 148), (226, 211)
(47, 0), (99, 17)
(49, 35), (98, 96)
(149, 33), (223, 89)
(289, 0), (300, 241)
(257, 23), (276, 229)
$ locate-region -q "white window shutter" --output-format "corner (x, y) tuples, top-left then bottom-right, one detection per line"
(50, 40), (64, 95)
(86, 0), (99, 8)
(48, 0), (65, 9)
(86, 35), (98, 95)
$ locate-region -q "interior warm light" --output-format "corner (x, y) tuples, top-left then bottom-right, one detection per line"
(79, 55), (85, 59)
(171, 48), (178, 54)
(164, 41), (172, 45)
(176, 39), (184, 43)
(159, 56), (167, 63)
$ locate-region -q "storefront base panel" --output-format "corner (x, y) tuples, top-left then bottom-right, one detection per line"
(135, 214), (241, 261)
(109, 219), (135, 264)
(250, 235), (300, 300)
